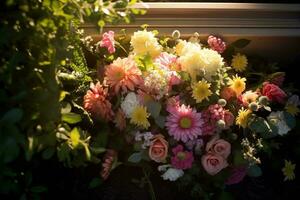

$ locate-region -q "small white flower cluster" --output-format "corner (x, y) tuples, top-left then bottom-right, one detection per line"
(135, 131), (153, 149)
(158, 164), (184, 181)
(121, 92), (140, 118)
(267, 111), (291, 136)
(144, 69), (169, 99)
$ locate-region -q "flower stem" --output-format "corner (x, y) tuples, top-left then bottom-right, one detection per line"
(143, 167), (157, 200)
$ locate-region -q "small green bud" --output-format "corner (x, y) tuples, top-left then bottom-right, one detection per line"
(218, 99), (227, 107)
(249, 102), (259, 111)
(258, 96), (269, 105)
(216, 120), (226, 129)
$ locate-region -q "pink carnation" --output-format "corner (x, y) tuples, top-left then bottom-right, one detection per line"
(171, 145), (194, 169)
(201, 104), (224, 135)
(262, 82), (287, 104)
(100, 31), (115, 54)
(207, 35), (226, 53)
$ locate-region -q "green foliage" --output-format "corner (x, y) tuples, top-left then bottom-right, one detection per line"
(0, 0), (143, 198)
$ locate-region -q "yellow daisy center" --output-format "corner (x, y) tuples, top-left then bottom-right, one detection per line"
(177, 152), (186, 160)
(179, 117), (192, 129)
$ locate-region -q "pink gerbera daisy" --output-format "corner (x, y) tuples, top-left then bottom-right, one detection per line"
(105, 56), (142, 94)
(84, 82), (114, 121)
(165, 104), (203, 142)
(171, 145), (194, 169)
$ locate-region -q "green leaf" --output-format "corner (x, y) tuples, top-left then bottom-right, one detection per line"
(232, 39), (251, 48)
(90, 147), (106, 154)
(128, 152), (142, 163)
(30, 186), (48, 193)
(89, 177), (103, 189)
(247, 165), (262, 177)
(1, 108), (23, 124)
(59, 91), (69, 102)
(146, 101), (161, 118)
(83, 143), (91, 161)
(61, 112), (82, 124)
(2, 137), (19, 163)
(61, 102), (72, 114)
(42, 147), (55, 160)
(248, 117), (272, 135)
(154, 115), (165, 129)
(98, 20), (105, 28)
(233, 151), (247, 165)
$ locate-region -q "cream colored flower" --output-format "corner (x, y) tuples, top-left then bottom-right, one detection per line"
(175, 40), (201, 56)
(179, 48), (224, 81)
(130, 30), (162, 58)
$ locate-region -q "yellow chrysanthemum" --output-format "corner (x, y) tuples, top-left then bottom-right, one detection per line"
(192, 80), (212, 103)
(282, 160), (296, 181)
(130, 30), (162, 58)
(130, 106), (150, 129)
(231, 53), (248, 72)
(285, 104), (300, 116)
(236, 108), (251, 128)
(228, 75), (246, 96)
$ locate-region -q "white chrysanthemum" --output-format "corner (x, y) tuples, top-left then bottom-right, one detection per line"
(161, 168), (184, 181)
(130, 30), (162, 58)
(175, 40), (201, 56)
(121, 92), (140, 117)
(179, 48), (224, 81)
(267, 111), (291, 136)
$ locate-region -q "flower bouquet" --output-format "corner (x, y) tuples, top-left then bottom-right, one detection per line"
(80, 29), (298, 199)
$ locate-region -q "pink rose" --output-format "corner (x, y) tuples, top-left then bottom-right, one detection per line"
(221, 87), (236, 101)
(201, 153), (228, 175)
(224, 111), (234, 128)
(206, 138), (231, 159)
(149, 134), (168, 163)
(100, 31), (115, 54)
(262, 82), (287, 104)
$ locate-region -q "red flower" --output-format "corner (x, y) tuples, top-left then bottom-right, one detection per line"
(262, 82), (287, 104)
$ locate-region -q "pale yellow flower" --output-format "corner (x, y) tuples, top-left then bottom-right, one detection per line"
(130, 106), (150, 129)
(231, 53), (248, 72)
(236, 108), (251, 128)
(130, 30), (162, 58)
(285, 104), (300, 116)
(228, 75), (246, 96)
(192, 80), (212, 103)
